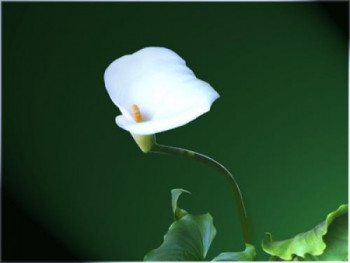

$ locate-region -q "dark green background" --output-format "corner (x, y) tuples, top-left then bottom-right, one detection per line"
(2, 2), (348, 261)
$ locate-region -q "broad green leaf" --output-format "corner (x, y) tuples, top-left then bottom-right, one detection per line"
(144, 188), (257, 261)
(212, 243), (256, 261)
(144, 214), (216, 261)
(171, 189), (190, 220)
(262, 204), (348, 261)
(144, 189), (216, 261)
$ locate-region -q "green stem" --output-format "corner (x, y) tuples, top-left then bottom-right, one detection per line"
(151, 143), (252, 244)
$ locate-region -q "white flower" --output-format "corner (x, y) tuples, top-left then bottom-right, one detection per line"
(104, 47), (220, 136)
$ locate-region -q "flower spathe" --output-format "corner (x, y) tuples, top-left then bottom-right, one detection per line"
(104, 47), (220, 136)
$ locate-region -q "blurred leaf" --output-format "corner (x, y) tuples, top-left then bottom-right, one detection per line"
(171, 189), (190, 220)
(212, 243), (256, 261)
(262, 204), (348, 261)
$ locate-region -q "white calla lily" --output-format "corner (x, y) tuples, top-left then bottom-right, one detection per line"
(104, 47), (220, 136)
(103, 48), (251, 244)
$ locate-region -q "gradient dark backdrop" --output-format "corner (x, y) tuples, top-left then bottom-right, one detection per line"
(2, 2), (348, 261)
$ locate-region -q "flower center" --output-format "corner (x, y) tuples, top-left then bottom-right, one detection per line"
(131, 104), (143, 123)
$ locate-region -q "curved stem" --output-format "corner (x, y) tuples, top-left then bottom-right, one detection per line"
(151, 143), (252, 244)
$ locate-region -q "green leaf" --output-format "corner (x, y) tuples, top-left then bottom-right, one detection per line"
(212, 243), (256, 261)
(145, 188), (257, 261)
(144, 189), (216, 261)
(171, 189), (190, 220)
(262, 204), (348, 261)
